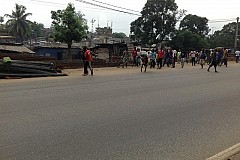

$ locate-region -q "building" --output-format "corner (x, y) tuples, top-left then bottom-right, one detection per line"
(93, 42), (127, 62)
(33, 43), (82, 60)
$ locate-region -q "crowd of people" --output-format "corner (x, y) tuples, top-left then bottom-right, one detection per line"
(120, 47), (231, 73)
(81, 45), (238, 76)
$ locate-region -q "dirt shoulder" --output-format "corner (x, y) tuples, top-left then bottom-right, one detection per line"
(0, 61), (239, 84)
(62, 66), (140, 77)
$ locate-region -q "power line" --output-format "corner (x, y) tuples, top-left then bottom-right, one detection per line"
(8, 0), (239, 28)
(29, 0), (67, 7)
(208, 18), (236, 23)
(75, 0), (141, 16)
(27, 0), (138, 16)
(90, 0), (140, 13)
(28, 0), (107, 12)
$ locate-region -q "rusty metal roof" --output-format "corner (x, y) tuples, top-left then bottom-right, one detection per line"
(0, 44), (35, 54)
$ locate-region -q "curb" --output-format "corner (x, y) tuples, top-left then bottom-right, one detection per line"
(206, 143), (240, 160)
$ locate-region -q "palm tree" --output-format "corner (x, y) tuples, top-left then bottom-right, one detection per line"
(5, 4), (32, 43)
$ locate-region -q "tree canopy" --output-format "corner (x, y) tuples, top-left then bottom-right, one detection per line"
(112, 32), (126, 38)
(208, 22), (240, 49)
(130, 0), (183, 45)
(51, 3), (88, 61)
(5, 3), (32, 43)
(180, 14), (210, 37)
(171, 30), (209, 51)
(30, 22), (45, 38)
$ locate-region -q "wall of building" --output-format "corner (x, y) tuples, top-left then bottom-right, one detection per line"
(34, 47), (81, 60)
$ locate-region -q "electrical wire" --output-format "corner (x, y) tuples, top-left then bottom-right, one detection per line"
(26, 0), (139, 16)
(28, 0), (108, 12)
(7, 0), (239, 27)
(89, 0), (140, 13)
(208, 19), (236, 23)
(75, 0), (141, 16)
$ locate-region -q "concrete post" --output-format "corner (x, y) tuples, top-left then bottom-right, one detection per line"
(234, 17), (239, 52)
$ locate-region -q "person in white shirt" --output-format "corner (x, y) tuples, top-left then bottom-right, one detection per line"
(235, 50), (240, 63)
(190, 51), (196, 66)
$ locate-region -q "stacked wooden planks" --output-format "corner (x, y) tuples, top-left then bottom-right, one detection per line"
(0, 59), (68, 79)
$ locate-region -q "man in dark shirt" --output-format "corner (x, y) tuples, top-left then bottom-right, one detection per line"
(207, 49), (218, 72)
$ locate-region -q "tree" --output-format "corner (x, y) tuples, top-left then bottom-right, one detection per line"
(0, 17), (8, 34)
(208, 22), (240, 49)
(30, 21), (45, 38)
(130, 17), (144, 41)
(130, 0), (184, 45)
(171, 30), (209, 51)
(112, 32), (126, 38)
(5, 3), (32, 43)
(180, 14), (210, 37)
(51, 3), (88, 62)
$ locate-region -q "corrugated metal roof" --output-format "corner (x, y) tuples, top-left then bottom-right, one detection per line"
(0, 36), (14, 39)
(0, 45), (35, 54)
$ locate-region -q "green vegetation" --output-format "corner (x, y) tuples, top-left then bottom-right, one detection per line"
(4, 4), (32, 43)
(51, 3), (88, 62)
(0, 1), (239, 52)
(130, 0), (182, 45)
(112, 32), (126, 38)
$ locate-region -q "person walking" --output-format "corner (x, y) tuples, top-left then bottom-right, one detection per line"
(122, 50), (129, 68)
(149, 49), (156, 69)
(177, 49), (181, 64)
(207, 49), (218, 72)
(190, 51), (196, 66)
(82, 47), (88, 76)
(157, 48), (164, 69)
(140, 53), (148, 72)
(132, 47), (138, 67)
(220, 48), (228, 67)
(163, 49), (169, 67)
(83, 46), (93, 76)
(235, 50), (240, 63)
(172, 49), (176, 68)
(199, 50), (206, 69)
(180, 50), (186, 68)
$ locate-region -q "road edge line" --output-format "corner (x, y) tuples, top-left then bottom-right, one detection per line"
(206, 143), (240, 160)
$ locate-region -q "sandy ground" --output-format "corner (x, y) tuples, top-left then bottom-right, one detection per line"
(0, 61), (238, 84)
(62, 66), (137, 76)
(0, 66), (141, 84)
(47, 61), (240, 77)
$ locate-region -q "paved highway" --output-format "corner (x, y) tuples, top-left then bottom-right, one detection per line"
(1, 63), (240, 160)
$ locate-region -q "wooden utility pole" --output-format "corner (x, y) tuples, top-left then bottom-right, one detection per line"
(91, 18), (96, 33)
(234, 17), (239, 52)
(0, 16), (3, 24)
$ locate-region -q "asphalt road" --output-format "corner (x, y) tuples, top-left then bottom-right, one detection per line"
(1, 63), (240, 160)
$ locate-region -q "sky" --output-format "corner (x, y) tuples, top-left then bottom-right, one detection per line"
(0, 0), (239, 35)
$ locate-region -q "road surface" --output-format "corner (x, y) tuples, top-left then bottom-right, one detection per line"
(1, 63), (240, 160)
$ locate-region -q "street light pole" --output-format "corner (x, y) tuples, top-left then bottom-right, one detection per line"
(234, 17), (239, 52)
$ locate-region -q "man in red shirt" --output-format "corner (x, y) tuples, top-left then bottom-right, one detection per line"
(83, 46), (93, 76)
(132, 47), (137, 67)
(157, 48), (164, 69)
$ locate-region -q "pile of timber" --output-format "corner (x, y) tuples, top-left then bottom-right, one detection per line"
(0, 59), (68, 79)
(0, 53), (56, 61)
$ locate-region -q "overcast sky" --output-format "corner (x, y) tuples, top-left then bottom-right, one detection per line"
(1, 0), (239, 35)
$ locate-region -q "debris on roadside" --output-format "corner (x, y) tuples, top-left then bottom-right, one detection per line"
(0, 58), (68, 79)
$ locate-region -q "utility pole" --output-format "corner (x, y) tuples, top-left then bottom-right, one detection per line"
(91, 18), (96, 33)
(0, 16), (3, 24)
(234, 17), (239, 52)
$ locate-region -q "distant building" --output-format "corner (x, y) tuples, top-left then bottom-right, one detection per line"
(0, 43), (35, 54)
(93, 42), (127, 62)
(0, 35), (35, 54)
(0, 36), (15, 44)
(33, 44), (81, 60)
(95, 27), (112, 37)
